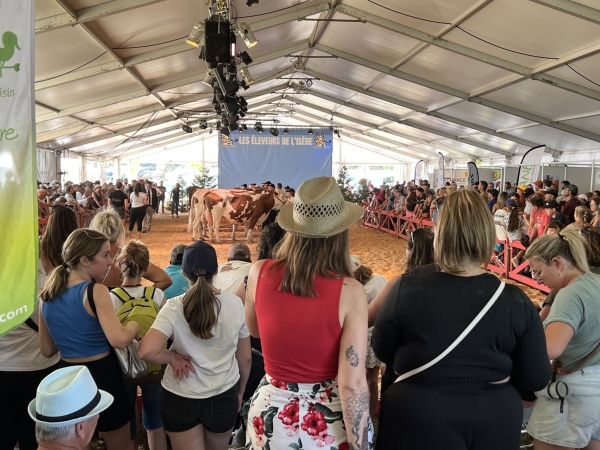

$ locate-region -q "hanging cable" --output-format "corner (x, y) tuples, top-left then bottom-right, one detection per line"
(112, 36), (187, 50)
(565, 63), (600, 88)
(456, 27), (558, 60)
(366, 0), (451, 24)
(36, 52), (108, 83)
(235, 0), (312, 19)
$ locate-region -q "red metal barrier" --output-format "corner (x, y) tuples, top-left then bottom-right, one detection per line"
(507, 240), (550, 293)
(398, 216), (422, 241)
(487, 238), (508, 277)
(379, 210), (399, 236)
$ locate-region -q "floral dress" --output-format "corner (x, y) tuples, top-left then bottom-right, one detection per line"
(243, 375), (373, 450)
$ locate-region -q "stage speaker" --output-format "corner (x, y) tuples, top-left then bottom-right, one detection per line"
(204, 19), (231, 66)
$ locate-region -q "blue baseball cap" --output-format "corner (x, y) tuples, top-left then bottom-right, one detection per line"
(182, 241), (218, 278)
(506, 199), (515, 205)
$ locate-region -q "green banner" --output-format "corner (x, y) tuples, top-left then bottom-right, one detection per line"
(0, 0), (37, 336)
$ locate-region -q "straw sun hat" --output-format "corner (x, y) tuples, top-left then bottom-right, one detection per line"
(277, 176), (364, 238)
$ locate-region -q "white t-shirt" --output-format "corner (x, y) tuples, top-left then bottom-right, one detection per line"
(0, 298), (60, 371)
(130, 192), (147, 208)
(151, 291), (249, 399)
(109, 286), (165, 312)
(364, 273), (387, 304)
(213, 261), (252, 294)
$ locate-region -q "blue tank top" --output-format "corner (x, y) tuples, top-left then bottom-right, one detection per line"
(42, 282), (110, 358)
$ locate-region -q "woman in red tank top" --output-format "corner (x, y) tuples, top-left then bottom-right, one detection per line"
(243, 177), (372, 450)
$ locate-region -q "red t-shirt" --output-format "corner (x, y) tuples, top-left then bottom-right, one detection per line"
(531, 209), (550, 234)
(254, 260), (343, 383)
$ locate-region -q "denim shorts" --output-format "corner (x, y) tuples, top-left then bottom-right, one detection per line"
(126, 382), (163, 439)
(161, 385), (238, 433)
(527, 365), (600, 448)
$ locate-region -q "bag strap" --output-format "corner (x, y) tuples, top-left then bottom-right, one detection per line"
(143, 286), (156, 301)
(556, 341), (600, 375)
(87, 281), (97, 316)
(25, 318), (39, 332)
(395, 282), (506, 383)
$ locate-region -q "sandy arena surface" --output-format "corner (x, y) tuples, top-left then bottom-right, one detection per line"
(132, 213), (546, 305)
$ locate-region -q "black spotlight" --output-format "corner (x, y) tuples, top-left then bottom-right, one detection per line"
(242, 123), (248, 131)
(199, 120), (208, 130)
(239, 51), (253, 65)
(329, 125), (334, 131)
(246, 0), (259, 6)
(238, 125), (245, 133)
(214, 64), (239, 97)
(254, 121), (263, 133)
(308, 128), (313, 135)
(269, 127), (278, 136)
(283, 128), (289, 134)
(182, 124), (193, 133)
(334, 130), (341, 138)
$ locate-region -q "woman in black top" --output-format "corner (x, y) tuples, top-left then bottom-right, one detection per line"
(372, 188), (551, 450)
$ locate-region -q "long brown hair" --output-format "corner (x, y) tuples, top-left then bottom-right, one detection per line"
(353, 265), (373, 285)
(39, 229), (109, 302)
(40, 207), (78, 268)
(273, 230), (352, 297)
(405, 227), (435, 273)
(506, 203), (520, 232)
(182, 269), (221, 339)
(578, 227), (600, 267)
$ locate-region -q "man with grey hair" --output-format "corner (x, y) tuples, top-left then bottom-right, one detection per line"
(213, 243), (253, 294)
(29, 365), (113, 450)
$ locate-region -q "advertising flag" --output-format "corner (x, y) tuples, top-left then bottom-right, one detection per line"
(467, 161), (479, 187)
(438, 152), (444, 189)
(517, 145), (546, 187)
(414, 160), (424, 182)
(0, 0), (37, 335)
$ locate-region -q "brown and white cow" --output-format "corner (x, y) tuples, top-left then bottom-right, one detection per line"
(187, 188), (215, 240)
(204, 190), (275, 243)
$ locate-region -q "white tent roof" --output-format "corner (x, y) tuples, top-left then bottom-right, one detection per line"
(35, 0), (600, 164)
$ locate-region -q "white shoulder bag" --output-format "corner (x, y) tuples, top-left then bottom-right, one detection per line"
(395, 282), (505, 383)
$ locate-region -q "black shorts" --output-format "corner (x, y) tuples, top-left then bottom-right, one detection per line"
(161, 385), (238, 433)
(59, 353), (130, 432)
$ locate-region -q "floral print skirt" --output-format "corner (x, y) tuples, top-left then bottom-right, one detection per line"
(243, 374), (373, 450)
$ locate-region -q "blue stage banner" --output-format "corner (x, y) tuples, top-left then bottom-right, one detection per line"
(218, 128), (333, 189)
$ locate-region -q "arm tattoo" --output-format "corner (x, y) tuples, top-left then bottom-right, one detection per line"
(343, 388), (369, 450)
(345, 345), (359, 367)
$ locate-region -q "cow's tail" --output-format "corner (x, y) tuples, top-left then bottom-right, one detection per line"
(187, 194), (197, 232)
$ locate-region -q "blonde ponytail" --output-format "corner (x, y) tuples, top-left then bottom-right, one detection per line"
(525, 227), (589, 273)
(117, 240), (149, 279)
(183, 269), (221, 339)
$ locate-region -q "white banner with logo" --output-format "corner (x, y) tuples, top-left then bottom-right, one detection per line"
(0, 0), (37, 336)
(437, 152), (444, 189)
(517, 145), (546, 187)
(467, 161), (479, 187)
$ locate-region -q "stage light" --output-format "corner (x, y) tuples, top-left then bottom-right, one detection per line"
(235, 23), (259, 48)
(269, 127), (278, 136)
(254, 121), (262, 133)
(334, 130), (341, 138)
(329, 125), (334, 131)
(238, 125), (245, 133)
(246, 0), (259, 6)
(283, 128), (289, 134)
(199, 120), (208, 130)
(201, 71), (216, 87)
(186, 22), (204, 48)
(238, 96), (248, 107)
(239, 66), (255, 86)
(242, 123), (248, 131)
(214, 64), (239, 96)
(182, 124), (193, 133)
(308, 128), (313, 135)
(239, 51), (253, 65)
(224, 98), (239, 117)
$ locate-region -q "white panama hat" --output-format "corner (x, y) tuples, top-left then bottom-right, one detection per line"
(28, 366), (113, 427)
(277, 176), (364, 238)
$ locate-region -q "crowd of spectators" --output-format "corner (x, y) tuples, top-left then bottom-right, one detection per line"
(5, 174), (600, 450)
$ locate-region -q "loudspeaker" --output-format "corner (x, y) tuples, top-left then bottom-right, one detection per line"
(204, 19), (231, 66)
